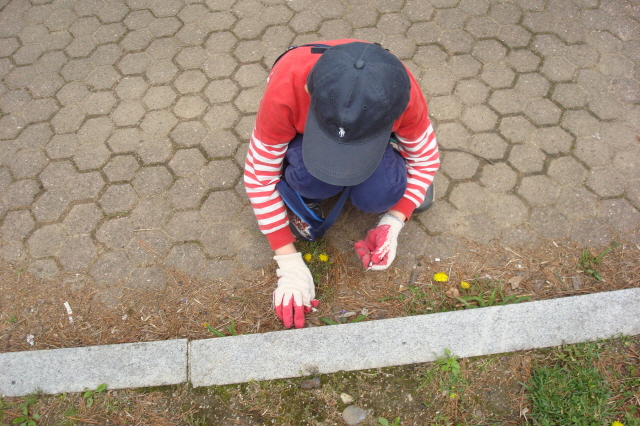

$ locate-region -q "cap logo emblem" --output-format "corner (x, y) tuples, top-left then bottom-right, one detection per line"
(338, 127), (345, 137)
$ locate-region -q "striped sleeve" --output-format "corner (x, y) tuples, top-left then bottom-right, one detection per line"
(390, 72), (440, 218)
(243, 129), (295, 250)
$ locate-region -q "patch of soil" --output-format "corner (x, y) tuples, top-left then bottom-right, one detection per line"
(1, 239), (638, 354)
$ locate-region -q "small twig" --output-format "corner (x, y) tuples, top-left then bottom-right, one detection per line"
(440, 147), (494, 164)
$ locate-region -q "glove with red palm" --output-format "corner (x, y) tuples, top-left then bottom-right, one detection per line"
(354, 213), (404, 271)
(272, 252), (319, 329)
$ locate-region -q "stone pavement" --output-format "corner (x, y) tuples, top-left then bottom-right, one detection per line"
(0, 0), (639, 303)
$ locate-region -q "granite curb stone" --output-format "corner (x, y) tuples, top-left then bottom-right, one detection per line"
(189, 288), (640, 387)
(1, 289), (638, 397)
(1, 339), (188, 397)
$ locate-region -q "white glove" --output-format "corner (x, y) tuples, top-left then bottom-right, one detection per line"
(354, 213), (404, 271)
(272, 252), (317, 328)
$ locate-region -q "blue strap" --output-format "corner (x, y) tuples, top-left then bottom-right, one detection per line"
(276, 179), (351, 239)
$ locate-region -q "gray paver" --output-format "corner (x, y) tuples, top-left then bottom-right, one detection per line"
(0, 0), (638, 298)
(190, 289), (640, 386)
(0, 340), (188, 397)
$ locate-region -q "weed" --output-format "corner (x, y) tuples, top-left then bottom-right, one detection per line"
(378, 416), (402, 425)
(11, 395), (40, 426)
(83, 383), (107, 408)
(203, 320), (241, 337)
(184, 412), (207, 426)
(296, 239), (333, 299)
(7, 314), (18, 324)
(456, 284), (530, 309)
(436, 349), (461, 377)
(320, 314), (367, 325)
(578, 244), (617, 281)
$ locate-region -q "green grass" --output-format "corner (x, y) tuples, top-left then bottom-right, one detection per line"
(525, 341), (638, 426)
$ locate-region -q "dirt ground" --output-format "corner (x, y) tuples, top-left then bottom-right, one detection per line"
(1, 237), (638, 353)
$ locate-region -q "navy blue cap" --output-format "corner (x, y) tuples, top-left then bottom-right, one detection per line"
(303, 42), (411, 186)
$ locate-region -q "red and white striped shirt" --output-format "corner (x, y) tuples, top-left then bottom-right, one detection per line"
(244, 39), (440, 250)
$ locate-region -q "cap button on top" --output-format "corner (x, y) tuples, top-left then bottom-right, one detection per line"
(354, 59), (365, 69)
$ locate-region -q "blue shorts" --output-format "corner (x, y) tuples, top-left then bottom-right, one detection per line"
(283, 134), (407, 214)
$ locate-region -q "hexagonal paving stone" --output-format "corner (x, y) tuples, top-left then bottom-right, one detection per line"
(174, 70), (208, 94)
(200, 190), (243, 223)
(613, 148), (640, 181)
(132, 166), (174, 197)
(107, 128), (143, 154)
(63, 203), (103, 234)
(58, 235), (97, 270)
(574, 136), (611, 168)
(0, 210), (35, 241)
(515, 73), (550, 98)
(428, 95), (462, 121)
(550, 83), (586, 109)
(420, 67), (456, 96)
(480, 162), (518, 193)
(489, 89), (525, 115)
(173, 95), (208, 119)
(509, 144), (546, 174)
(82, 92), (118, 116)
(170, 121), (208, 147)
(488, 194), (528, 228)
(115, 76), (149, 100)
(99, 183), (138, 214)
(126, 229), (171, 267)
(204, 79), (239, 104)
(164, 243), (206, 277)
(111, 100), (146, 126)
(167, 177), (207, 210)
(449, 182), (489, 214)
(137, 136), (174, 164)
(561, 110), (600, 137)
(557, 185), (598, 220)
(166, 210), (207, 242)
(96, 217), (134, 249)
(524, 98), (562, 125)
(32, 189), (70, 222)
(480, 63), (515, 89)
(140, 110), (178, 136)
(541, 56), (577, 82)
(454, 79), (490, 105)
(103, 155), (140, 182)
(143, 86), (177, 110)
(469, 133), (508, 160)
(145, 60), (178, 84)
(548, 156), (587, 187)
(201, 129), (241, 158)
(598, 199), (640, 234)
(90, 250), (133, 285)
(169, 148), (206, 177)
(472, 40), (507, 64)
(586, 168), (626, 197)
(440, 151), (479, 180)
(570, 217), (612, 248)
(518, 175), (560, 206)
(203, 104), (239, 129)
(529, 206), (571, 240)
(461, 105), (498, 132)
(588, 94), (626, 120)
(434, 122), (471, 150)
(199, 159), (241, 189)
(28, 223), (68, 258)
(507, 49), (541, 73)
(537, 126), (574, 155)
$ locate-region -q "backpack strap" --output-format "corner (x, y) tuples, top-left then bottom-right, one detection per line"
(272, 43), (332, 68)
(315, 186), (351, 237)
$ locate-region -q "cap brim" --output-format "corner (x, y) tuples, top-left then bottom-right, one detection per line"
(302, 108), (393, 186)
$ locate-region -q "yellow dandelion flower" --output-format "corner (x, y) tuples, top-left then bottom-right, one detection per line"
(433, 272), (449, 282)
(303, 253), (312, 262)
(449, 392), (458, 399)
(460, 281), (470, 289)
(318, 253), (329, 262)
(611, 422), (624, 426)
